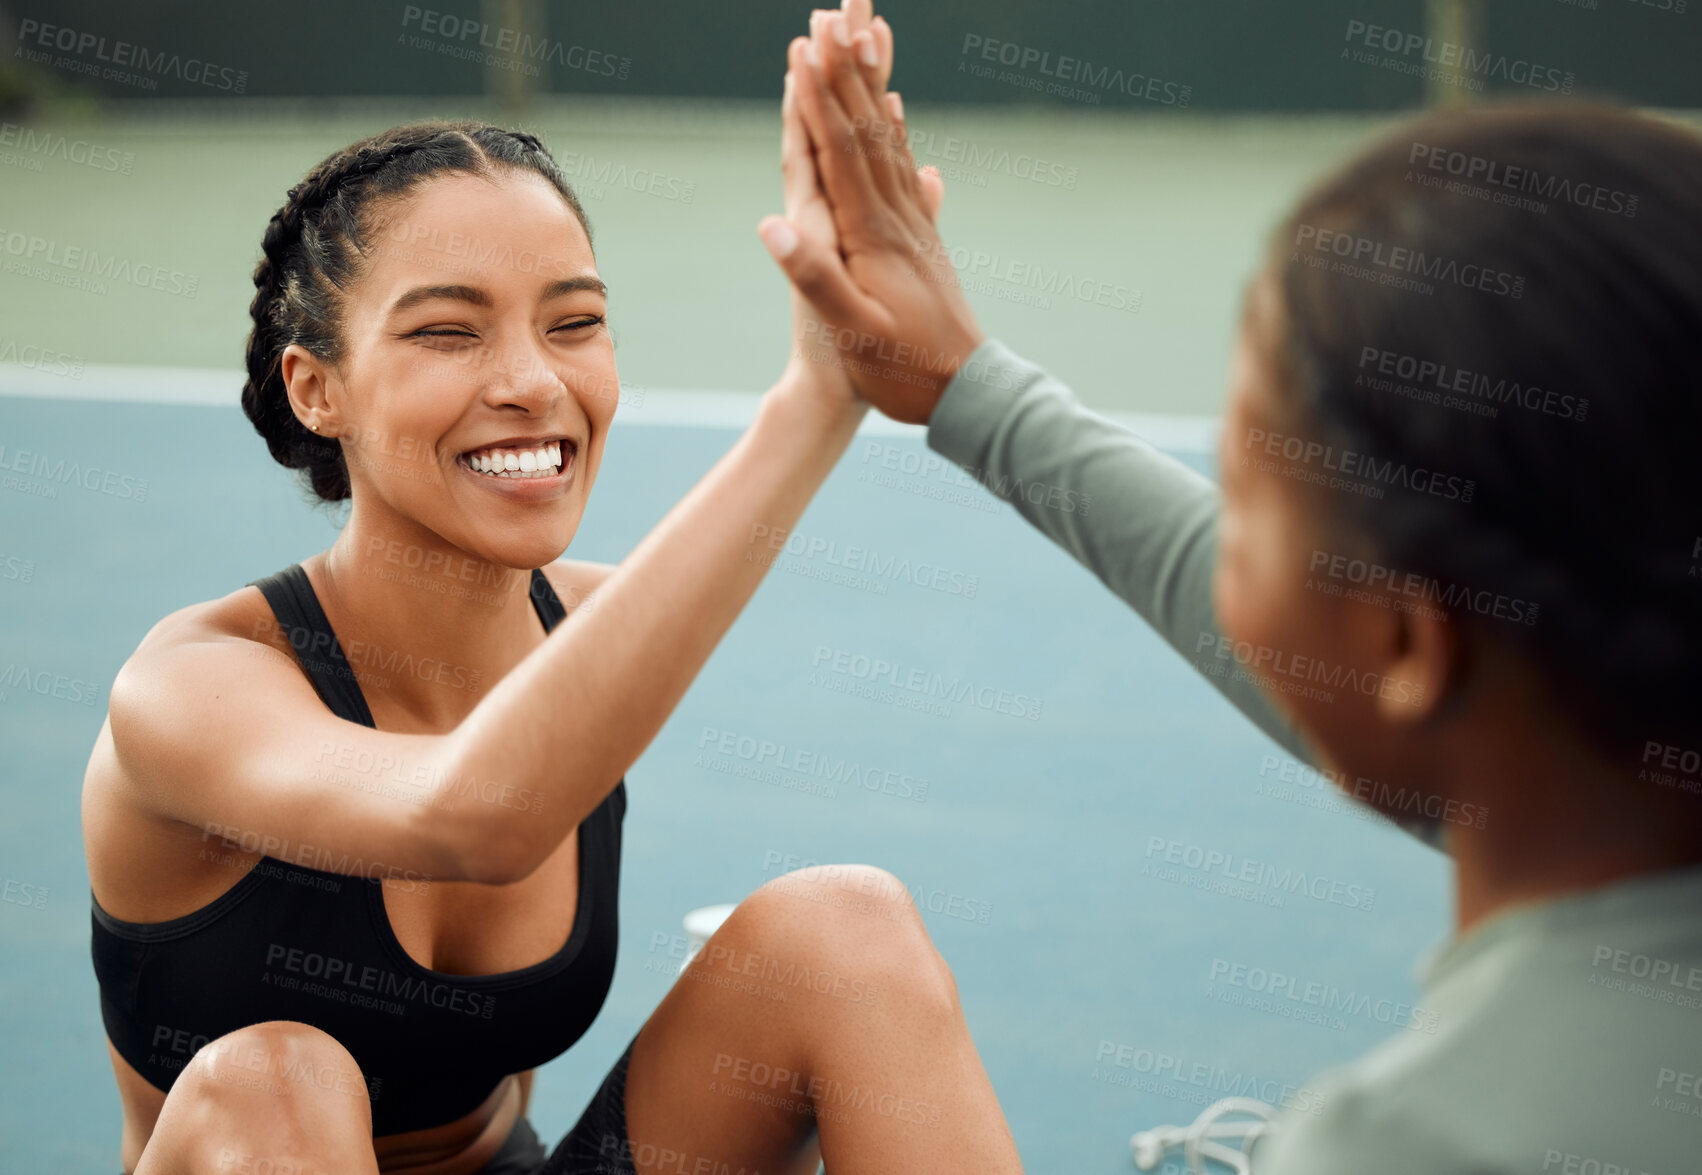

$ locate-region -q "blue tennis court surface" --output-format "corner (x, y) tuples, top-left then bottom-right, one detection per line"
(0, 388), (1450, 1171)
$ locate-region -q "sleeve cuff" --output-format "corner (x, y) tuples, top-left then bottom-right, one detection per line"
(925, 338), (1042, 467)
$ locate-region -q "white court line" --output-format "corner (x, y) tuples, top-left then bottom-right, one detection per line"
(0, 362), (1221, 452)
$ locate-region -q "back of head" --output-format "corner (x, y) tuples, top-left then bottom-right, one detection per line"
(1266, 102), (1702, 763)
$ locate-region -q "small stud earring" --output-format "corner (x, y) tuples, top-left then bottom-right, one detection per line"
(309, 421), (319, 432)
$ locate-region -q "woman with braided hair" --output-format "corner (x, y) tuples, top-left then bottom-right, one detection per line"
(80, 6), (1024, 1175)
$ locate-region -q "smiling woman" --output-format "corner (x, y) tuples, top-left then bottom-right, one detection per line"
(79, 8), (1025, 1174)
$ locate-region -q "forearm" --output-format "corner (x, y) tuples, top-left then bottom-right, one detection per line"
(928, 339), (1316, 767)
(443, 378), (866, 882)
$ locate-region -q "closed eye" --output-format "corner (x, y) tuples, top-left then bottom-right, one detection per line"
(552, 315), (606, 333)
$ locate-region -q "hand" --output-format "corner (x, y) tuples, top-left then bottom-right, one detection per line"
(760, 4), (982, 425)
(771, 2), (886, 407)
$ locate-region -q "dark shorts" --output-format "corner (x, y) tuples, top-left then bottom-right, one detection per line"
(476, 1034), (639, 1175)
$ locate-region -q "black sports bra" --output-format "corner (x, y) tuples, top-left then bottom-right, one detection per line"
(89, 563), (625, 1136)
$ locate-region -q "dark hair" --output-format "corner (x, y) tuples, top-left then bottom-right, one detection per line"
(241, 121), (592, 503)
(1265, 101), (1702, 760)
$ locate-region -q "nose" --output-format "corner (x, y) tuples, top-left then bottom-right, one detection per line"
(481, 335), (566, 415)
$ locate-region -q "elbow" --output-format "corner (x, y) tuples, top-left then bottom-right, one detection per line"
(437, 798), (542, 887)
(423, 747), (545, 886)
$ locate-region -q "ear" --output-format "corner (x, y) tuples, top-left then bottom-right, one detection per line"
(1376, 600), (1465, 727)
(279, 344), (339, 437)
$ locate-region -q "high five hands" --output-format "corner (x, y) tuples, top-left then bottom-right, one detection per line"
(764, 0), (987, 424)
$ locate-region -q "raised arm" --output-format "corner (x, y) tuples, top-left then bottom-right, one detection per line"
(761, 8), (1455, 854)
(102, 36), (899, 891)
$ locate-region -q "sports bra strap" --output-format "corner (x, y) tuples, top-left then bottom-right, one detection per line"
(247, 562), (567, 727)
(248, 563), (377, 727)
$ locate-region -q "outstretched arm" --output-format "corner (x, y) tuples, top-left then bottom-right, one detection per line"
(762, 10), (1446, 853)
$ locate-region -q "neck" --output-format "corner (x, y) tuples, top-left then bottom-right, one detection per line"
(310, 508), (551, 730)
(1441, 729), (1702, 936)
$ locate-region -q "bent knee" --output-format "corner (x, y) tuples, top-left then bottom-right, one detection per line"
(184, 1020), (370, 1107)
(738, 864), (958, 1007)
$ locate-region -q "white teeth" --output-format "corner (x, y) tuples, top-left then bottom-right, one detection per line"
(462, 441), (568, 480)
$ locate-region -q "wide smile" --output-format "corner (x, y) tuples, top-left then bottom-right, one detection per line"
(455, 435), (578, 493)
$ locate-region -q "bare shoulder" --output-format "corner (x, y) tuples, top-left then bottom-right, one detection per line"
(539, 558), (616, 619)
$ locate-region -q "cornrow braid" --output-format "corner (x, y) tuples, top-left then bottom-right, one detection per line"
(240, 121), (592, 504)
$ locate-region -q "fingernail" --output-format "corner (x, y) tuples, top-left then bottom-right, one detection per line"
(805, 40), (821, 67)
(889, 91), (904, 120)
(857, 34), (879, 67)
(832, 13), (851, 46)
(759, 218), (799, 260)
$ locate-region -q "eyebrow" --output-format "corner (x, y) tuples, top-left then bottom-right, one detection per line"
(387, 276), (608, 316)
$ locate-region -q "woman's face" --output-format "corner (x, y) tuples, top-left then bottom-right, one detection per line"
(1213, 268), (1444, 798)
(312, 168), (617, 571)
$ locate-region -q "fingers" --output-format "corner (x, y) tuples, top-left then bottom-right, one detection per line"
(756, 214), (884, 334)
(811, 11), (923, 217)
(779, 66), (817, 220)
(918, 165), (945, 222)
(789, 33), (890, 242)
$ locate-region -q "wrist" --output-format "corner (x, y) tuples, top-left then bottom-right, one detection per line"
(768, 365), (869, 435)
